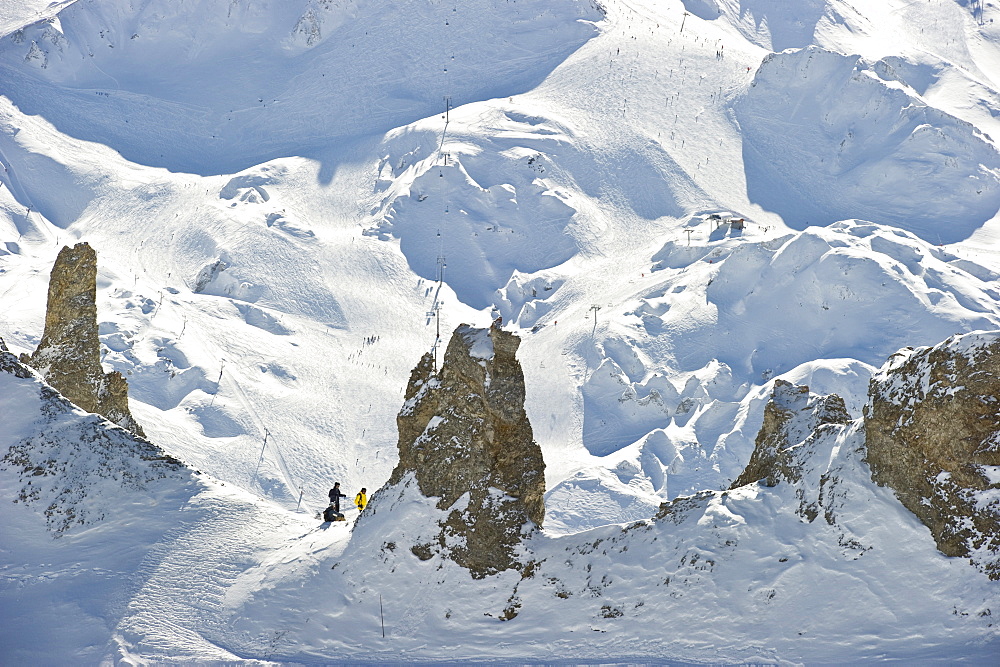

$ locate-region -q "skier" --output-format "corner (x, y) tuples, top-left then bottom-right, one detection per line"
(355, 488), (367, 511)
(329, 482), (347, 514)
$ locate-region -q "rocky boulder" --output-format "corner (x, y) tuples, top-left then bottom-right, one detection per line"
(385, 323), (545, 578)
(20, 243), (145, 437)
(864, 331), (1000, 579)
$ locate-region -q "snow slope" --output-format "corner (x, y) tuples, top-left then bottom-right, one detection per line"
(0, 344), (347, 664)
(229, 386), (998, 664)
(738, 46), (1000, 240)
(0, 0), (599, 175)
(1, 0), (999, 662)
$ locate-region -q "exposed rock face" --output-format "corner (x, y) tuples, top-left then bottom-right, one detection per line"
(2, 337), (184, 534)
(719, 379), (853, 525)
(0, 338), (34, 380)
(864, 331), (1000, 579)
(20, 243), (145, 437)
(387, 323), (545, 578)
(731, 380), (852, 490)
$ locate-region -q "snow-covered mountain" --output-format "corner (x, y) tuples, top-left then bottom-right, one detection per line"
(1, 0), (999, 662)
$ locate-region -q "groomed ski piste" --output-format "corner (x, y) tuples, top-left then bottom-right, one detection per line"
(0, 0), (999, 663)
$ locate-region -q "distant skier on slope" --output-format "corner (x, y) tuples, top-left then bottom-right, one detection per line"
(355, 488), (367, 511)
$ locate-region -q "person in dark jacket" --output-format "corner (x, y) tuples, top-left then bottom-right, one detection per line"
(323, 504), (339, 522)
(329, 482), (347, 514)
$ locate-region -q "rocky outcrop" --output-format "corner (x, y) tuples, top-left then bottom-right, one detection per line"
(712, 379), (854, 526)
(864, 331), (1000, 579)
(711, 333), (1000, 579)
(20, 243), (145, 437)
(2, 337), (184, 534)
(0, 338), (34, 379)
(731, 380), (852, 491)
(386, 323), (545, 578)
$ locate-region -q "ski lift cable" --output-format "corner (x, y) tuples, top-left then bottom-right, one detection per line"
(219, 362), (301, 502)
(266, 431), (300, 507)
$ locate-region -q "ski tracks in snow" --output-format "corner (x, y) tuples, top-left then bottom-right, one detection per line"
(111, 489), (303, 662)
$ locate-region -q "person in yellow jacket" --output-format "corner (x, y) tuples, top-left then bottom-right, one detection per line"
(355, 488), (367, 511)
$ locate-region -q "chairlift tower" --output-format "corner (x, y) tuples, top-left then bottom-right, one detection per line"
(253, 427), (270, 482)
(428, 253), (446, 370)
(589, 304), (602, 335)
(428, 300), (442, 370)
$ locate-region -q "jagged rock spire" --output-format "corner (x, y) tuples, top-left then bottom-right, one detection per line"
(731, 379), (851, 490)
(387, 323), (545, 578)
(20, 242), (145, 437)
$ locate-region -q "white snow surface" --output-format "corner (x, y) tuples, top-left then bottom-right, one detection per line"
(1, 0), (999, 662)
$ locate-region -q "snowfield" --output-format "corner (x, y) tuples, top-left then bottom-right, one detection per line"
(1, 0), (999, 663)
